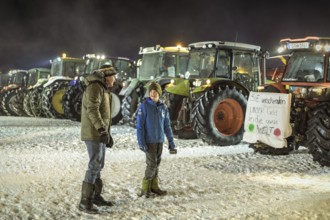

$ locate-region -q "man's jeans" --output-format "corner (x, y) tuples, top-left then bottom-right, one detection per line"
(145, 143), (163, 179)
(84, 141), (106, 184)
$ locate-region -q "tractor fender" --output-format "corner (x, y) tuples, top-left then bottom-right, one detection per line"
(43, 76), (72, 88)
(192, 78), (250, 96)
(165, 78), (190, 97)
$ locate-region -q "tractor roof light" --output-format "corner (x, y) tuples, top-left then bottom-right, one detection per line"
(315, 44), (322, 51)
(170, 79), (175, 84)
(325, 44), (330, 52)
(100, 55), (105, 59)
(206, 79), (211, 85)
(62, 53), (67, 58)
(57, 57), (61, 62)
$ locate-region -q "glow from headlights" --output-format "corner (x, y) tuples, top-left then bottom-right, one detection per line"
(325, 45), (330, 52)
(277, 46), (285, 53)
(315, 44), (322, 51)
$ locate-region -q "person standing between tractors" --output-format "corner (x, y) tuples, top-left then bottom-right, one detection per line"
(79, 64), (116, 213)
(136, 82), (177, 198)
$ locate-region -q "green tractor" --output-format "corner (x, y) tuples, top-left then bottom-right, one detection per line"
(120, 45), (189, 126)
(0, 69), (29, 116)
(248, 36), (330, 167)
(41, 54), (85, 118)
(23, 68), (51, 117)
(165, 41), (266, 144)
(62, 54), (136, 123)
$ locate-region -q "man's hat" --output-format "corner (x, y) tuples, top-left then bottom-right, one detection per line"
(148, 82), (162, 96)
(99, 64), (116, 77)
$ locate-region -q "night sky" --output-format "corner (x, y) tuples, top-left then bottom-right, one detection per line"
(0, 0), (329, 72)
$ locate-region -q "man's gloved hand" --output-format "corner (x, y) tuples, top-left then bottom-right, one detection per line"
(139, 145), (148, 153)
(106, 135), (113, 148)
(98, 127), (110, 144)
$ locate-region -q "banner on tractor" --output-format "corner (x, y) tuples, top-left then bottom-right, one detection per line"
(243, 92), (292, 148)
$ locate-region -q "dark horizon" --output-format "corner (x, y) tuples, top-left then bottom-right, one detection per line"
(1, 0), (329, 73)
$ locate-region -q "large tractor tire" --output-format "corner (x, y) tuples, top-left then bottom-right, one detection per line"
(42, 81), (69, 119)
(0, 93), (6, 115)
(23, 91), (34, 117)
(306, 103), (330, 167)
(62, 85), (83, 121)
(111, 92), (123, 125)
(2, 89), (26, 116)
(192, 86), (246, 146)
(30, 87), (45, 117)
(121, 91), (140, 126)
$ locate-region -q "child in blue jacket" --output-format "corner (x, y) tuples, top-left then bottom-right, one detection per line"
(136, 82), (177, 198)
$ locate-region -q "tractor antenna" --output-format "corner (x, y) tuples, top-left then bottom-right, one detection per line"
(235, 32), (239, 42)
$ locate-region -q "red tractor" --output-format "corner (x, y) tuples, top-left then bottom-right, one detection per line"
(249, 36), (330, 167)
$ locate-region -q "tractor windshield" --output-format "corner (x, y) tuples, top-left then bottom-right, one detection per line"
(282, 52), (324, 82)
(0, 74), (10, 87)
(84, 59), (113, 75)
(139, 53), (162, 79)
(51, 60), (85, 78)
(27, 71), (38, 86)
(112, 59), (133, 81)
(12, 72), (27, 86)
(186, 49), (216, 78)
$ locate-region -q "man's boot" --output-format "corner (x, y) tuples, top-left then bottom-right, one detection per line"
(93, 178), (114, 206)
(139, 178), (151, 198)
(78, 181), (99, 214)
(151, 177), (167, 196)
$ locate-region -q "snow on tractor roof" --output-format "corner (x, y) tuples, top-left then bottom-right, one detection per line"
(278, 36), (330, 53)
(188, 41), (261, 51)
(139, 45), (189, 54)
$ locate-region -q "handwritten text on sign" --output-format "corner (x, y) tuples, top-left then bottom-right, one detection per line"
(243, 92), (292, 148)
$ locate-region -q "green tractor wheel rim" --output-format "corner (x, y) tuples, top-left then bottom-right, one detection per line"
(52, 88), (66, 115)
(213, 98), (244, 136)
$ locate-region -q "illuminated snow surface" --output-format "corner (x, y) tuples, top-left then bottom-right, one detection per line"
(1, 116), (330, 220)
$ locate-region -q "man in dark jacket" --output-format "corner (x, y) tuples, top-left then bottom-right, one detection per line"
(136, 82), (177, 198)
(79, 64), (116, 213)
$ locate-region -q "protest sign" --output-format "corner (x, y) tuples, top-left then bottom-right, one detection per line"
(243, 92), (292, 148)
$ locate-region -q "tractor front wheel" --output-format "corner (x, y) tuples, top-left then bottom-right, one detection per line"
(306, 103), (330, 167)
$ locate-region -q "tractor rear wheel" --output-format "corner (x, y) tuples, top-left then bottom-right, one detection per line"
(23, 91), (34, 117)
(2, 90), (19, 116)
(2, 89), (26, 116)
(306, 103), (330, 167)
(62, 85), (83, 121)
(42, 81), (69, 118)
(192, 86), (246, 146)
(30, 87), (45, 117)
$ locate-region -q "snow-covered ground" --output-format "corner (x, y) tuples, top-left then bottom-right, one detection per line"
(1, 116), (330, 220)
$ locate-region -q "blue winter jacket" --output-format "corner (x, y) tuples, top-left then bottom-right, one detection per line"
(136, 97), (175, 150)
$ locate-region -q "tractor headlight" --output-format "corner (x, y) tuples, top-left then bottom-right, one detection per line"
(193, 80), (201, 87)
